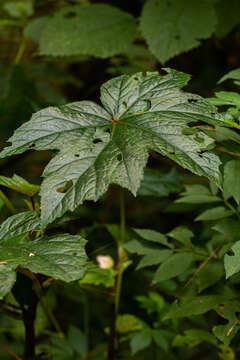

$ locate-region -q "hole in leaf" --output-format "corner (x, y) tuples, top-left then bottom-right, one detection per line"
(169, 151), (176, 155)
(93, 138), (103, 144)
(64, 11), (77, 18)
(29, 143), (35, 148)
(227, 249), (234, 256)
(117, 154), (123, 161)
(57, 180), (73, 194)
(105, 128), (111, 134)
(188, 98), (198, 103)
(74, 154), (80, 157)
(133, 77), (138, 81)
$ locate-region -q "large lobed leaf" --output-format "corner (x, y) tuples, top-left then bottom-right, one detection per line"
(38, 4), (137, 58)
(140, 0), (217, 64)
(0, 69), (224, 226)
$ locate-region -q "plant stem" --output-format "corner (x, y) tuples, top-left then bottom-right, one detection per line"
(108, 189), (127, 360)
(22, 291), (38, 360)
(14, 36), (27, 65)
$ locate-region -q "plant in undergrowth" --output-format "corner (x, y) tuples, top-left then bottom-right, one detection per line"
(1, 68), (240, 360)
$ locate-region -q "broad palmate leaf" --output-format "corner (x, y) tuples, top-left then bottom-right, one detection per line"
(0, 69), (223, 226)
(0, 234), (87, 282)
(140, 0), (217, 63)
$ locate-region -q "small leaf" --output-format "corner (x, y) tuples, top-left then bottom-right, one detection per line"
(133, 228), (173, 248)
(39, 5), (137, 58)
(116, 314), (143, 334)
(0, 174), (40, 196)
(68, 326), (88, 356)
(195, 206), (234, 221)
(3, 1), (34, 18)
(164, 295), (228, 320)
(219, 68), (240, 85)
(224, 160), (240, 204)
(130, 330), (152, 355)
(136, 249), (172, 270)
(0, 234), (88, 282)
(167, 226), (193, 247)
(172, 329), (217, 347)
(224, 241), (240, 279)
(153, 253), (194, 283)
(140, 0), (217, 63)
(80, 265), (115, 287)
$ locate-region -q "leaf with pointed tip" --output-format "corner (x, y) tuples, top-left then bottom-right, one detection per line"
(224, 241), (240, 279)
(0, 234), (88, 282)
(0, 70), (223, 226)
(0, 211), (40, 244)
(0, 174), (40, 196)
(140, 0), (217, 63)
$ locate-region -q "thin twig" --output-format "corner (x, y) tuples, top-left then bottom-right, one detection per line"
(0, 343), (22, 360)
(184, 240), (224, 289)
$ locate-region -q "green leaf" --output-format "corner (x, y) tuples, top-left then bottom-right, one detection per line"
(133, 228), (173, 248)
(0, 70), (223, 226)
(0, 174), (40, 196)
(195, 207), (234, 221)
(208, 91), (240, 107)
(172, 329), (217, 347)
(213, 219), (240, 240)
(140, 0), (217, 63)
(197, 263), (224, 292)
(116, 314), (143, 334)
(68, 326), (88, 356)
(39, 5), (136, 58)
(224, 160), (240, 204)
(24, 16), (50, 43)
(3, 1), (34, 18)
(137, 249), (172, 270)
(137, 167), (182, 197)
(79, 265), (115, 287)
(152, 329), (171, 351)
(164, 295), (228, 320)
(0, 234), (88, 282)
(215, 0), (240, 38)
(218, 68), (240, 86)
(130, 329), (152, 355)
(153, 253), (194, 283)
(0, 264), (16, 299)
(224, 240), (240, 279)
(167, 226), (193, 247)
(0, 211), (40, 244)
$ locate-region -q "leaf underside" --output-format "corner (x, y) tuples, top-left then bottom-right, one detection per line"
(0, 69), (224, 227)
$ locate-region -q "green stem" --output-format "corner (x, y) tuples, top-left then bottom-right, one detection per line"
(14, 36), (27, 65)
(0, 190), (16, 214)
